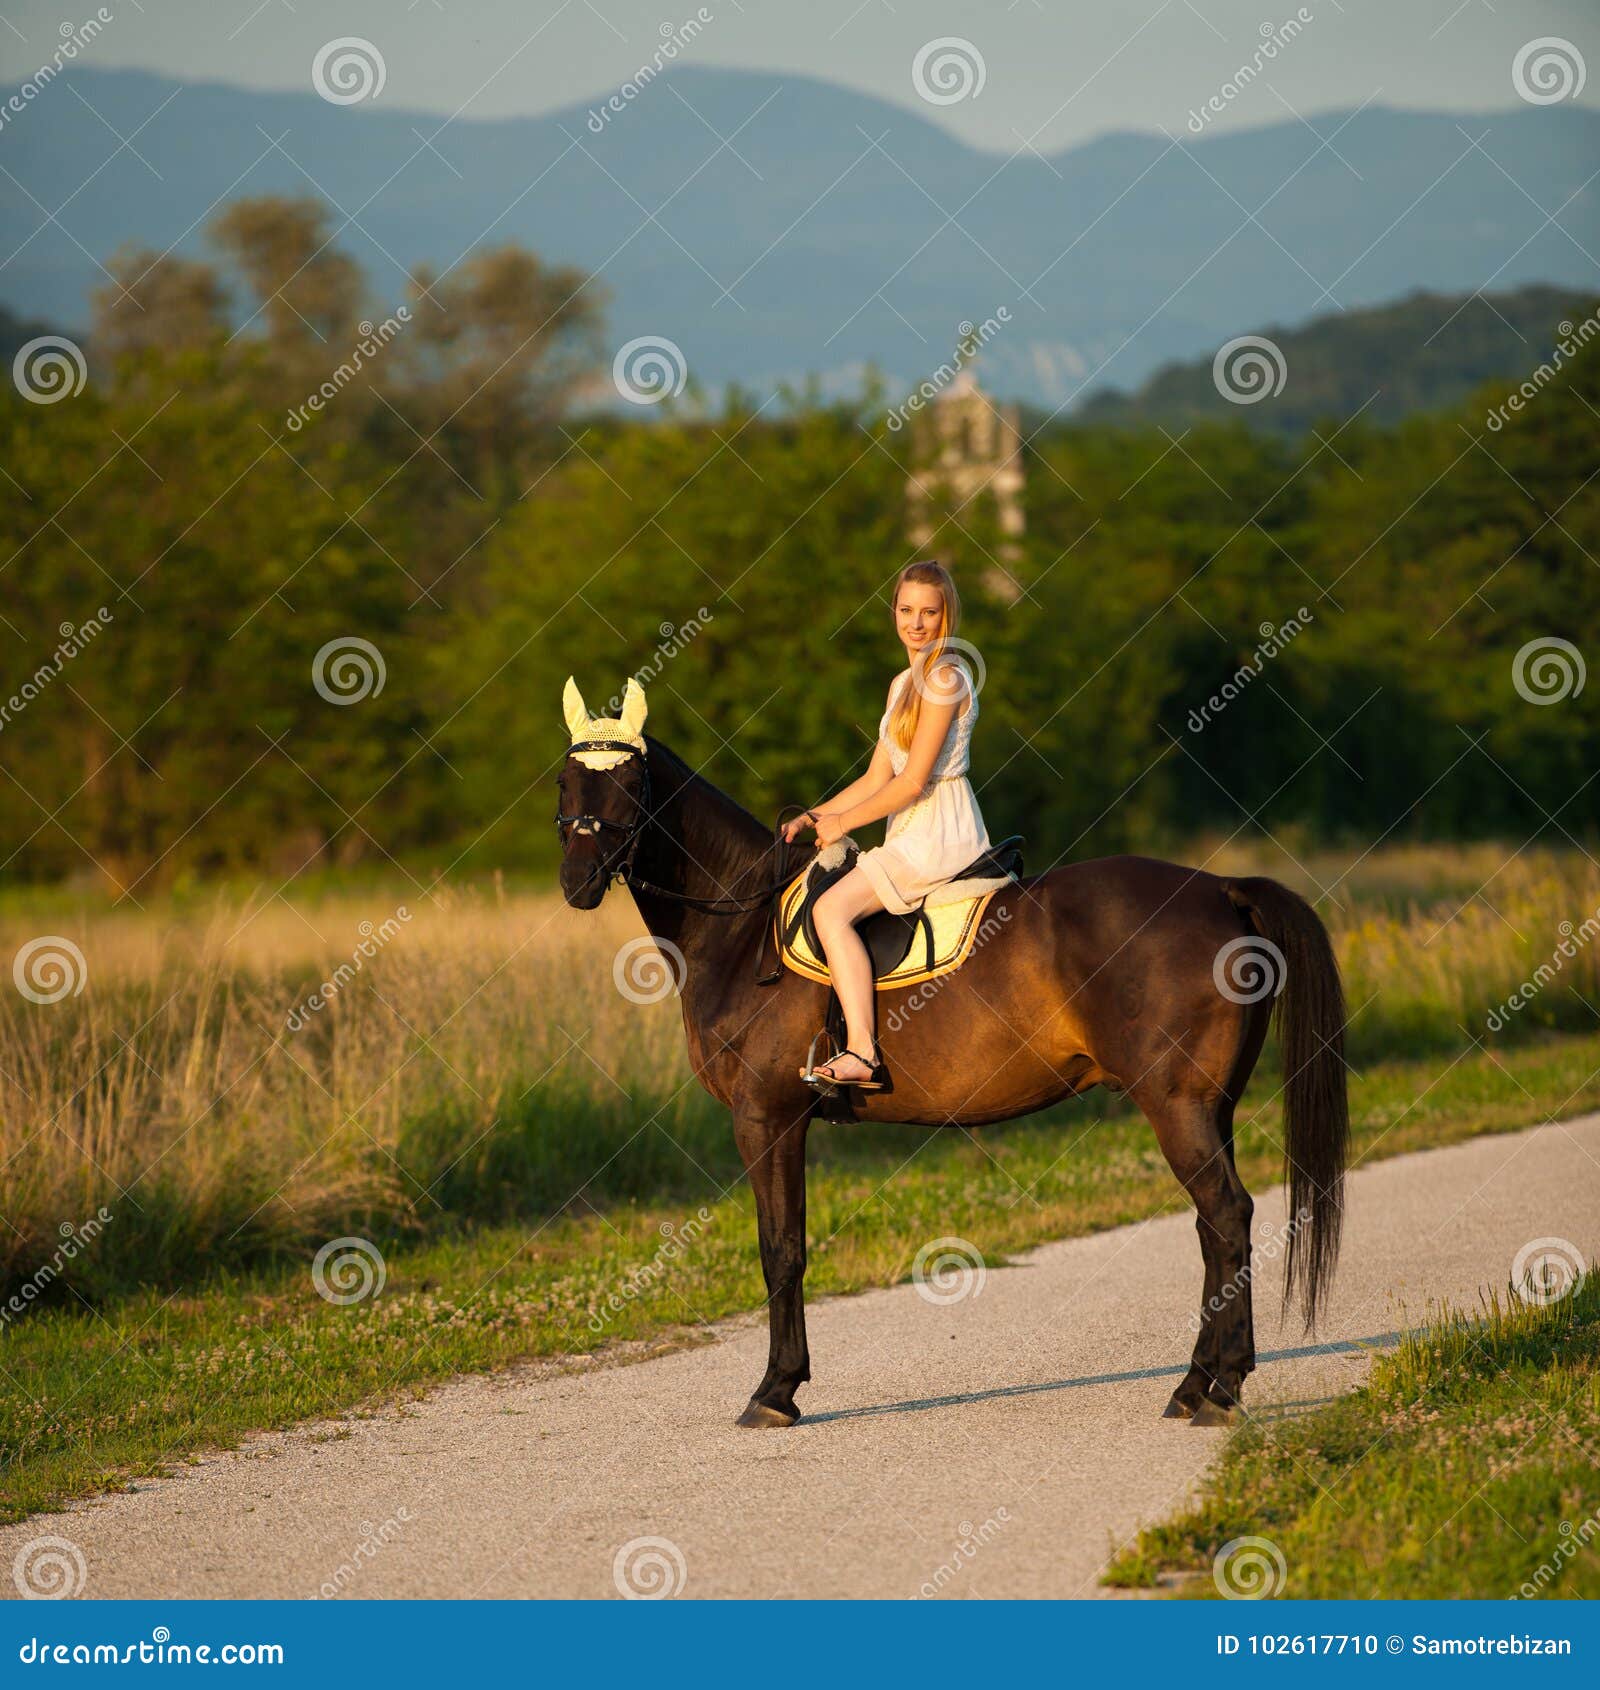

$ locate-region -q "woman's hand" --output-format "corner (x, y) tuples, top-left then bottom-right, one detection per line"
(781, 810), (817, 845)
(813, 811), (846, 848)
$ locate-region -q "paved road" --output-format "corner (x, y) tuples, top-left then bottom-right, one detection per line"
(6, 1116), (1598, 1600)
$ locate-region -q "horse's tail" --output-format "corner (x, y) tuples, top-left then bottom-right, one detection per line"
(1222, 876), (1349, 1333)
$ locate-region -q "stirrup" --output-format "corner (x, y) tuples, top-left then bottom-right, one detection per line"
(802, 1039), (888, 1092)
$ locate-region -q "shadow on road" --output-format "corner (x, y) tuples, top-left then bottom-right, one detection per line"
(797, 1330), (1405, 1425)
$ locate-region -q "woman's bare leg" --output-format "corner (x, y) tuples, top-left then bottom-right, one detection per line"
(805, 867), (886, 1082)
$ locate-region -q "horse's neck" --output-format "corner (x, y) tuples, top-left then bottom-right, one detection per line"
(628, 740), (775, 958)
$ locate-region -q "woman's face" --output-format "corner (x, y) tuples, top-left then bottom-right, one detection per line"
(895, 581), (945, 657)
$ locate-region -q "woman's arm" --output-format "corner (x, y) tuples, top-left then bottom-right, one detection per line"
(831, 664), (965, 835)
(784, 740), (894, 842)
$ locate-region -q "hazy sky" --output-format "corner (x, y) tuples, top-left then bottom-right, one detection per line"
(2, 0), (1596, 152)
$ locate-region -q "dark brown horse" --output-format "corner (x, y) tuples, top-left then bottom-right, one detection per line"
(556, 706), (1348, 1430)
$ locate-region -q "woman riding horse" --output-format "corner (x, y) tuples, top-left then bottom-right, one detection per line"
(783, 560), (987, 1091)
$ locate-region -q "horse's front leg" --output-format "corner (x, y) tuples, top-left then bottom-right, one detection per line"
(732, 1099), (811, 1428)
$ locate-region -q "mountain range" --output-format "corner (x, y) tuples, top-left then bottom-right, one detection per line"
(2, 65), (1596, 408)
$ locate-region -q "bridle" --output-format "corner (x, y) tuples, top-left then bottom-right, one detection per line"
(554, 743), (809, 973)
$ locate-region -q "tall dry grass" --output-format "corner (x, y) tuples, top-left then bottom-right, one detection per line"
(1, 842), (1596, 1298)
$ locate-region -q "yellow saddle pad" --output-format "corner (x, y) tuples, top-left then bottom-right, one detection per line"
(774, 869), (1002, 990)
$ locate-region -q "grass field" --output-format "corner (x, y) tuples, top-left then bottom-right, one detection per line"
(1104, 1270), (1600, 1599)
(1, 840), (1598, 1522)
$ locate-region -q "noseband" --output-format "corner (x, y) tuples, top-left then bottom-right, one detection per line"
(553, 741), (654, 888)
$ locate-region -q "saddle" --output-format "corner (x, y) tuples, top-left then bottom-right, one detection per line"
(775, 835), (1023, 990)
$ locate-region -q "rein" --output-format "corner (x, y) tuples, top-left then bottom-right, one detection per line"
(555, 741), (810, 981)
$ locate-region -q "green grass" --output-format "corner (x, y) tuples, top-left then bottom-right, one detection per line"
(3, 1029), (1597, 1526)
(1104, 1270), (1600, 1599)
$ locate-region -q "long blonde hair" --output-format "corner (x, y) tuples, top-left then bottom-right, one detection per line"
(887, 560), (962, 751)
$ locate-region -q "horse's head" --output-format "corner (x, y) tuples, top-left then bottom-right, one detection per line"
(555, 675), (651, 909)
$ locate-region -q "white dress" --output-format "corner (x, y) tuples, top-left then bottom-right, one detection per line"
(854, 657), (992, 915)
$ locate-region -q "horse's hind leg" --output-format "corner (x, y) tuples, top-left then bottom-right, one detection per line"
(732, 1100), (811, 1429)
(1138, 1088), (1256, 1424)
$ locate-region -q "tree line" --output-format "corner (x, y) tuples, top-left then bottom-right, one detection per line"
(1, 197), (1596, 891)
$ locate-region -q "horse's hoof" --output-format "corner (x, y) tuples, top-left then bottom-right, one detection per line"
(734, 1402), (799, 1430)
(1163, 1394), (1198, 1420)
(1190, 1399), (1239, 1428)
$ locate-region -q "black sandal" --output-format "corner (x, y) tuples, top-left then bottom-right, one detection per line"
(802, 1048), (889, 1091)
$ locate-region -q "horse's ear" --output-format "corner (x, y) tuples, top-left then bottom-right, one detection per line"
(562, 676), (591, 741)
(619, 677), (647, 740)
